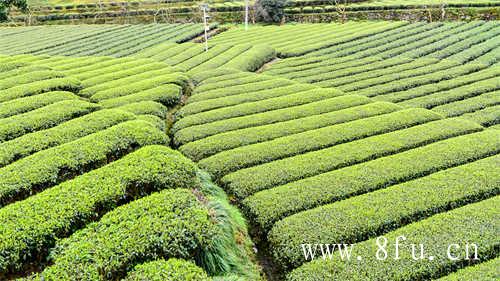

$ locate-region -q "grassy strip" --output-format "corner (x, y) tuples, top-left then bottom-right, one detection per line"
(89, 75), (186, 102)
(245, 129), (498, 238)
(0, 100), (100, 142)
(98, 85), (182, 108)
(436, 257), (500, 281)
(203, 108), (441, 179)
(268, 155), (499, 269)
(0, 91), (79, 119)
(0, 77), (82, 103)
(287, 196), (499, 280)
(174, 84), (316, 130)
(0, 109), (136, 167)
(29, 188), (215, 280)
(0, 70), (64, 90)
(0, 120), (169, 207)
(0, 146), (197, 276)
(186, 79), (296, 103)
(115, 101), (168, 119)
(174, 95), (373, 145)
(223, 44), (276, 72)
(177, 86), (341, 122)
(399, 77), (500, 109)
(178, 102), (398, 160)
(432, 90), (500, 117)
(123, 259), (211, 281)
(461, 105), (500, 127)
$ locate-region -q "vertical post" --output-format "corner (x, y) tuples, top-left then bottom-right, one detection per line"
(244, 0), (249, 31)
(200, 3), (209, 52)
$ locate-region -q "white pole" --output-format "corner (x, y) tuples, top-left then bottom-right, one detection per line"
(201, 4), (209, 52)
(245, 0), (249, 31)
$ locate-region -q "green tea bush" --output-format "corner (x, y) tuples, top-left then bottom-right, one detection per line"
(99, 85), (183, 108)
(0, 100), (100, 142)
(203, 108), (441, 178)
(0, 109), (136, 167)
(0, 120), (169, 206)
(123, 259), (211, 281)
(268, 155), (499, 269)
(0, 91), (79, 119)
(31, 188), (214, 280)
(115, 101), (168, 119)
(0, 145), (198, 275)
(286, 196), (499, 280)
(0, 70), (64, 90)
(436, 257), (500, 281)
(179, 101), (397, 161)
(244, 129), (498, 237)
(0, 77), (82, 102)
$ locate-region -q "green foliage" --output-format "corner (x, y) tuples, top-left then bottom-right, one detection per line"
(115, 101), (168, 119)
(0, 120), (169, 206)
(123, 259), (211, 281)
(99, 85), (183, 108)
(286, 196), (499, 280)
(0, 108), (136, 167)
(178, 102), (399, 160)
(436, 257), (500, 281)
(0, 77), (82, 103)
(204, 108), (441, 180)
(0, 100), (100, 142)
(0, 145), (198, 275)
(34, 189), (216, 280)
(268, 155), (499, 269)
(0, 91), (79, 119)
(246, 128), (497, 245)
(0, 0), (28, 21)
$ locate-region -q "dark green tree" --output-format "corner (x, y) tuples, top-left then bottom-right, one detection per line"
(255, 0), (287, 23)
(0, 0), (28, 21)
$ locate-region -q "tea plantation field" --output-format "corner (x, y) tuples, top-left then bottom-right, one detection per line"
(0, 21), (498, 280)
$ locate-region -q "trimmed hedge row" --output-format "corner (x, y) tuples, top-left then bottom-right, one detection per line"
(79, 61), (168, 87)
(194, 73), (270, 94)
(0, 77), (82, 103)
(64, 57), (137, 79)
(178, 101), (397, 160)
(174, 84), (316, 131)
(78, 68), (182, 98)
(173, 44), (235, 72)
(0, 65), (51, 81)
(436, 257), (500, 281)
(431, 90), (500, 117)
(178, 83), (317, 119)
(400, 77), (500, 109)
(187, 44), (253, 74)
(0, 109), (136, 167)
(0, 120), (169, 207)
(32, 188), (214, 280)
(268, 154), (499, 269)
(175, 95), (373, 146)
(203, 108), (442, 179)
(137, 114), (166, 132)
(89, 75), (186, 102)
(244, 128), (498, 237)
(286, 196), (499, 280)
(356, 63), (486, 97)
(0, 145), (198, 275)
(375, 66), (500, 103)
(186, 79), (296, 104)
(0, 91), (79, 119)
(0, 70), (64, 91)
(123, 259), (211, 281)
(115, 101), (168, 119)
(461, 105), (500, 127)
(0, 100), (100, 142)
(99, 84), (182, 108)
(191, 68), (243, 85)
(223, 44), (276, 72)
